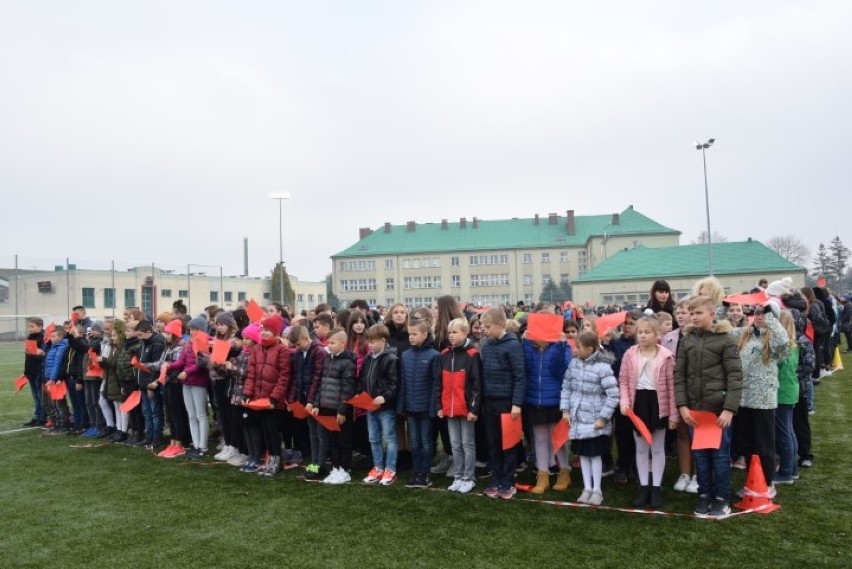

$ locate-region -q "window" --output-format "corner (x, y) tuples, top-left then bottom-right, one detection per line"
(238, 292), (247, 301)
(160, 289), (172, 298)
(82, 288), (95, 308)
(451, 256), (459, 266)
(451, 275), (461, 288)
(524, 293), (534, 304)
(224, 291), (233, 302)
(523, 253), (532, 264)
(340, 260), (377, 272)
(541, 252), (550, 263)
(523, 274), (533, 286)
(124, 289), (136, 308)
(469, 255), (509, 266)
(339, 279), (377, 292)
(385, 298), (395, 305)
(402, 257), (440, 269)
(560, 274), (570, 284)
(386, 278), (394, 290)
(578, 271), (586, 278)
(308, 294), (314, 304)
(577, 250), (587, 258)
(297, 294), (304, 303)
(318, 294), (324, 303)
(385, 259), (394, 270)
(104, 288), (115, 309)
(560, 251), (569, 263)
(210, 291), (219, 302)
(471, 294), (511, 306)
(403, 276), (441, 289)
(602, 295), (614, 304)
(542, 274), (551, 286)
(263, 292), (271, 300)
(178, 289), (188, 297)
(470, 274), (510, 287)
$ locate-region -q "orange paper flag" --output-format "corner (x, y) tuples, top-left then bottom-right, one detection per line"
(131, 355), (150, 373)
(289, 401), (309, 419)
(44, 323), (56, 342)
(346, 392), (379, 411)
(120, 390), (142, 413)
(690, 410), (723, 450)
(14, 375), (29, 391)
(314, 414), (341, 432)
(501, 413), (523, 450)
(626, 408), (652, 445)
(25, 340), (38, 355)
(526, 313), (564, 342)
(595, 312), (627, 339)
(158, 363), (169, 385)
(246, 299), (265, 324)
(70, 312), (80, 325)
(724, 290), (768, 306)
(551, 419), (569, 451)
(49, 381), (68, 400)
(191, 331), (209, 355)
(245, 398), (272, 410)
(86, 349), (103, 378)
(211, 339), (231, 365)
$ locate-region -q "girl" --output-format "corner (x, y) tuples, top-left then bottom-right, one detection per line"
(169, 315), (212, 459)
(103, 320), (130, 443)
(730, 302), (789, 492)
(207, 312), (241, 463)
(385, 303), (411, 354)
(432, 295), (464, 476)
(618, 317), (677, 508)
(523, 318), (572, 494)
(468, 314), (484, 349)
(223, 323), (262, 467)
(774, 310), (800, 485)
(120, 321), (144, 445)
(646, 279), (677, 329)
(561, 331), (619, 505)
(346, 311), (371, 376)
(581, 316), (598, 337)
(154, 319), (191, 458)
(724, 302), (748, 328)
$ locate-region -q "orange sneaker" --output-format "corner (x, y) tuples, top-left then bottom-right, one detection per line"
(363, 467), (384, 483)
(379, 470), (397, 486)
(157, 445), (177, 458)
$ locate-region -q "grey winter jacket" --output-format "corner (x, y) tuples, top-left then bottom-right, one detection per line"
(729, 314), (789, 409)
(560, 350), (619, 440)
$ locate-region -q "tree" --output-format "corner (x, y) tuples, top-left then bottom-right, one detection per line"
(766, 235), (811, 267)
(812, 243), (830, 282)
(325, 274), (340, 309)
(828, 236), (850, 288)
(270, 262), (295, 306)
(691, 230), (729, 245)
(539, 278), (572, 305)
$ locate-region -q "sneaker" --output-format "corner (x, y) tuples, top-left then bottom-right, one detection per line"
(587, 490), (603, 506)
(819, 368), (832, 378)
(731, 456), (747, 470)
(576, 489), (592, 504)
(335, 469), (352, 484)
(214, 445), (235, 461)
(694, 495), (712, 516)
(431, 453), (453, 475)
(708, 499), (731, 517)
(685, 475), (699, 494)
(363, 467), (384, 483)
(157, 445), (178, 458)
(767, 485), (777, 499)
(239, 459), (260, 473)
(284, 450), (303, 470)
(614, 471), (628, 484)
(773, 475), (795, 485)
(81, 427), (98, 437)
(406, 474), (420, 488)
(483, 484), (500, 498)
(323, 468), (342, 484)
(458, 480), (475, 494)
(515, 462), (527, 473)
(379, 470), (397, 486)
(448, 478), (463, 492)
(800, 459), (813, 468)
(228, 453), (249, 467)
(261, 456), (281, 477)
(98, 427), (115, 438)
(498, 485), (517, 500)
(304, 463), (322, 481)
(475, 466), (492, 479)
(673, 473), (691, 492)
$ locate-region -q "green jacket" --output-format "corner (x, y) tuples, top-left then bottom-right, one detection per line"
(675, 320), (743, 414)
(777, 346), (800, 405)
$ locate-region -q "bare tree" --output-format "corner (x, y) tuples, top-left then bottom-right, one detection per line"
(691, 230), (729, 245)
(766, 234), (811, 266)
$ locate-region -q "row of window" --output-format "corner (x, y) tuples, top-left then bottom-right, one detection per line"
(295, 293), (325, 304)
(339, 260), (377, 272)
(341, 250), (588, 273)
(81, 287), (256, 308)
(403, 276), (441, 289)
(469, 254), (509, 266)
(339, 279), (377, 292)
(338, 273), (575, 293)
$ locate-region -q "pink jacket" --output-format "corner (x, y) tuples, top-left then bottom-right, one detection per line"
(618, 344), (678, 423)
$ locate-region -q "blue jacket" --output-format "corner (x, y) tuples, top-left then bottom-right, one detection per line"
(523, 339), (572, 408)
(480, 332), (526, 405)
(44, 338), (69, 381)
(603, 335), (635, 378)
(398, 342), (441, 416)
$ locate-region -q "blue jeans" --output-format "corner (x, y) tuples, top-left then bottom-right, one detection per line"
(27, 374), (45, 421)
(141, 388), (164, 439)
(775, 404), (798, 478)
(367, 409), (398, 472)
(407, 415), (434, 475)
(691, 424), (732, 501)
(67, 377), (89, 429)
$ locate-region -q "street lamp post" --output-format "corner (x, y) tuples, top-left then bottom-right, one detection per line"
(694, 138), (715, 275)
(270, 192), (291, 303)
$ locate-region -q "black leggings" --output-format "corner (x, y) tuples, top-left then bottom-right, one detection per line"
(793, 394), (812, 462)
(245, 409), (282, 461)
(317, 409), (354, 470)
(737, 407), (775, 485)
(165, 382), (191, 446)
(212, 380), (238, 448)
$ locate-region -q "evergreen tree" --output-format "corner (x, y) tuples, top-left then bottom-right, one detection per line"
(829, 236), (850, 288)
(325, 274), (340, 309)
(270, 262), (295, 306)
(812, 243), (829, 281)
(539, 278), (571, 305)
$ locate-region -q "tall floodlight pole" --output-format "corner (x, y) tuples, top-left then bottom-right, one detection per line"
(270, 192), (291, 303)
(694, 138), (715, 275)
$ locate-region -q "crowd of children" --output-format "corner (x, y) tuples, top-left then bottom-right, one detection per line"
(19, 275), (839, 516)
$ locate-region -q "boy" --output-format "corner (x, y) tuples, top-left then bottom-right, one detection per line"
(81, 324), (107, 437)
(359, 324), (399, 485)
(137, 320), (166, 449)
(675, 296), (743, 516)
(312, 314), (334, 347)
(23, 317), (46, 426)
(655, 312), (673, 336)
(66, 324), (92, 434)
(479, 308), (525, 499)
(287, 325), (328, 480)
(43, 327), (71, 432)
(121, 321), (145, 445)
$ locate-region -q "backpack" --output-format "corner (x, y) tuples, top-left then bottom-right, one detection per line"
(809, 303), (830, 335)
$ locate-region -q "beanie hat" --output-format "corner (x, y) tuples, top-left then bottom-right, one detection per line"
(164, 319), (183, 337)
(766, 277), (793, 297)
(156, 312), (172, 324)
(261, 314), (284, 337)
(215, 312), (236, 328)
(188, 314), (208, 332)
(241, 323), (261, 345)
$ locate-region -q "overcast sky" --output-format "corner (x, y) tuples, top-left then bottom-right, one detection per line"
(1, 1), (848, 281)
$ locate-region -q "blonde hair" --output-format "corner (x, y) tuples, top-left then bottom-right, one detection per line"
(691, 277), (724, 306)
(675, 298), (690, 310)
(737, 317), (773, 364)
(448, 317), (469, 334)
(481, 307), (506, 325)
(505, 319), (520, 334)
(778, 310), (797, 349)
(687, 296), (715, 312)
(637, 316), (662, 336)
(655, 312), (672, 324)
(582, 315), (598, 334)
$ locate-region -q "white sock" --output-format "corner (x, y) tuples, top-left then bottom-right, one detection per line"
(580, 456), (593, 489)
(591, 456), (603, 491)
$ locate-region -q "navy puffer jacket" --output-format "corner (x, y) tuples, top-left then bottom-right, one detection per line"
(397, 341), (441, 416)
(523, 339), (572, 408)
(480, 332), (526, 405)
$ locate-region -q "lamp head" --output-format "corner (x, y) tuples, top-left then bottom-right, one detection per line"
(269, 192), (291, 200)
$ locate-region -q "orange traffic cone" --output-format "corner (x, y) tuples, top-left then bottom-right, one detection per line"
(734, 455), (781, 514)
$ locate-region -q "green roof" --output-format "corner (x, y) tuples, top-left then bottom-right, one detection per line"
(575, 240), (804, 283)
(333, 206), (678, 257)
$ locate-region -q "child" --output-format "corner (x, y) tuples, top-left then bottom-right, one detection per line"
(774, 310), (799, 485)
(65, 324), (91, 434)
(121, 321), (145, 445)
(43, 327), (71, 431)
(467, 314), (484, 349)
(97, 319), (116, 438)
(437, 318), (482, 494)
(561, 331), (619, 505)
(103, 320), (131, 442)
(23, 317), (46, 427)
(359, 324), (400, 486)
(312, 313), (334, 348)
(792, 311), (816, 468)
(206, 312), (241, 462)
(220, 323), (261, 467)
(81, 324), (105, 437)
(479, 307), (526, 499)
(522, 318), (572, 494)
(581, 316), (597, 337)
(618, 317), (677, 508)
(398, 320), (441, 488)
(655, 312), (673, 336)
(154, 319), (192, 458)
(311, 330), (357, 484)
(288, 325), (328, 481)
(137, 320), (166, 449)
(169, 315), (212, 459)
(724, 302), (748, 328)
(675, 296), (742, 517)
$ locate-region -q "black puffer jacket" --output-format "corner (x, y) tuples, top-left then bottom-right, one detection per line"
(314, 350), (357, 414)
(24, 330), (45, 380)
(66, 333), (91, 378)
(138, 333), (166, 388)
(480, 332), (525, 405)
(358, 346), (398, 411)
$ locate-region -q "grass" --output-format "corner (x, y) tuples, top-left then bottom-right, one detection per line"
(1, 341), (850, 568)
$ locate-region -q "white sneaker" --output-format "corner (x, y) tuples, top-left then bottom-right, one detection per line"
(686, 475), (699, 494)
(214, 445), (235, 461)
(673, 473), (691, 492)
(337, 469), (351, 484)
(819, 369), (832, 378)
(448, 478), (463, 492)
(457, 480), (475, 494)
(227, 453), (248, 467)
(323, 468), (342, 484)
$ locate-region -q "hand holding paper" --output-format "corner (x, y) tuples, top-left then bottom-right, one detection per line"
(501, 413), (523, 450)
(131, 356), (151, 373)
(211, 339), (231, 365)
(625, 408), (652, 444)
(25, 340), (38, 355)
(690, 410), (723, 450)
(346, 392), (379, 411)
(14, 375), (29, 392)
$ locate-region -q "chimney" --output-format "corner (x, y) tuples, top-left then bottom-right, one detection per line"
(441, 219), (448, 230)
(384, 222), (392, 233)
(534, 214), (540, 225)
(460, 217), (467, 229)
(406, 221), (416, 232)
(548, 212), (557, 225)
(359, 227), (373, 239)
(566, 210), (575, 235)
(612, 213), (620, 225)
(472, 216), (478, 228)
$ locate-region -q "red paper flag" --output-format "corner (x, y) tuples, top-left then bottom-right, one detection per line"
(86, 349), (103, 378)
(346, 392), (379, 411)
(131, 355), (151, 373)
(211, 339), (231, 365)
(501, 413), (523, 450)
(289, 401), (309, 419)
(314, 414), (341, 432)
(816, 277), (826, 288)
(120, 390), (142, 413)
(245, 397), (272, 410)
(49, 381), (68, 400)
(526, 313), (564, 342)
(157, 363), (169, 385)
(690, 410), (723, 450)
(551, 419), (569, 451)
(626, 408), (653, 444)
(70, 312), (80, 325)
(246, 299), (265, 324)
(191, 331), (209, 355)
(44, 323), (56, 342)
(724, 290), (768, 306)
(25, 340), (38, 355)
(14, 375), (29, 392)
(596, 312), (627, 339)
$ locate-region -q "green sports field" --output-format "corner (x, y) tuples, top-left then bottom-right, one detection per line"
(1, 343), (849, 568)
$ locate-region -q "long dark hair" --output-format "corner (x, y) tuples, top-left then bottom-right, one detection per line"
(434, 295), (464, 350)
(345, 311), (369, 355)
(646, 279), (675, 314)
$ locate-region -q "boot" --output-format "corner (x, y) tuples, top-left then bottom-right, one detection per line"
(649, 486), (663, 509)
(531, 470), (551, 495)
(553, 468), (572, 491)
(633, 485), (650, 507)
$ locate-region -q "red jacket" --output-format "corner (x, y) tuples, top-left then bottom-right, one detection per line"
(243, 342), (291, 408)
(437, 342), (482, 418)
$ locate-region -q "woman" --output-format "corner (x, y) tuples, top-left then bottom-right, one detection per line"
(646, 279), (677, 329)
